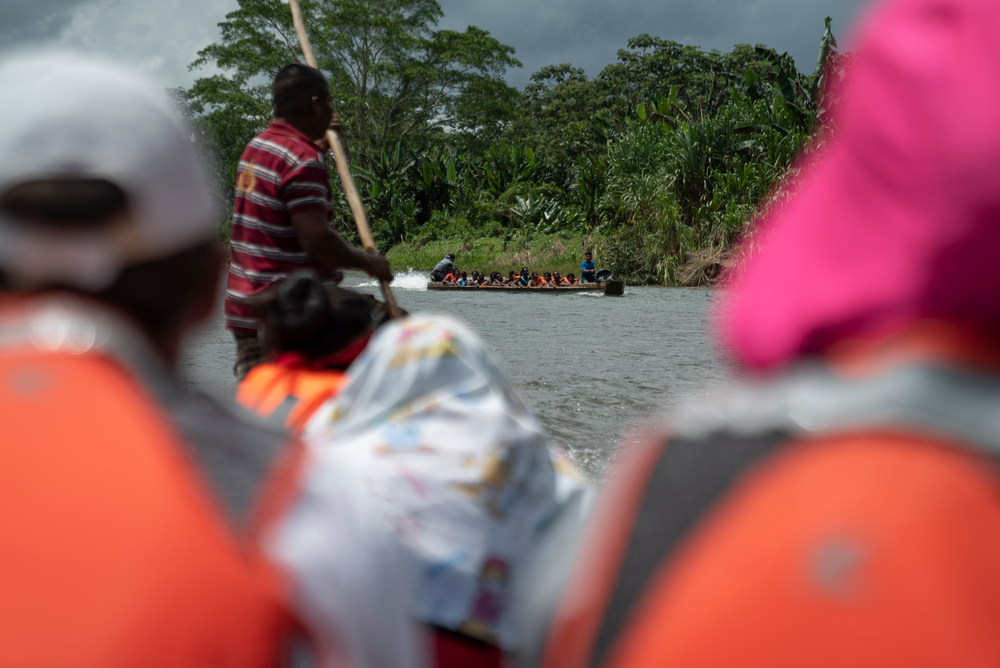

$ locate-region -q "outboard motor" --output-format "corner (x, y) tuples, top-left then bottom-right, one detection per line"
(596, 269), (615, 282)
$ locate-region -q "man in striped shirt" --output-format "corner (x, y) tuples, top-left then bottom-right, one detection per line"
(225, 63), (393, 379)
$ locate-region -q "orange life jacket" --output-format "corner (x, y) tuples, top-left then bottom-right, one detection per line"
(539, 322), (1000, 668)
(561, 278), (573, 285)
(238, 362), (347, 432)
(0, 294), (292, 668)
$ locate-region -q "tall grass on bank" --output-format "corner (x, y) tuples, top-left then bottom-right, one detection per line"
(387, 233), (590, 278)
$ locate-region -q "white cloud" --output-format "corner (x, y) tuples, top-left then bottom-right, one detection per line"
(2, 0), (238, 89)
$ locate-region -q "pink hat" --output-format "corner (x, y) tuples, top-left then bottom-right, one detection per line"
(720, 0), (1000, 370)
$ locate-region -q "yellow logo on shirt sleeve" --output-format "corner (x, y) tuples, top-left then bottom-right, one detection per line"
(235, 163), (258, 195)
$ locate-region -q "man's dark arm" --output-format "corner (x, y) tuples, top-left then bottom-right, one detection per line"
(291, 211), (392, 282)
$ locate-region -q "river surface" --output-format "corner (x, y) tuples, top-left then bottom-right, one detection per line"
(178, 270), (738, 478)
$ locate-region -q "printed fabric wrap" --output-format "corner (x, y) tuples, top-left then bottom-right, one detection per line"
(297, 314), (588, 650)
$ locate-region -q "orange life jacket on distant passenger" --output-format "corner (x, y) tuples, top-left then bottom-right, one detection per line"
(236, 335), (370, 431)
(238, 362), (347, 432)
(0, 294), (292, 668)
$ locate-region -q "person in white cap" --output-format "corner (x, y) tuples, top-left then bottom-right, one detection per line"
(0, 51), (415, 668)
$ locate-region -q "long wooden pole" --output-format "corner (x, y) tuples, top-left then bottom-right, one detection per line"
(288, 0), (400, 318)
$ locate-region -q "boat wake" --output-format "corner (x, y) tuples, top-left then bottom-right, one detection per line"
(351, 268), (429, 291)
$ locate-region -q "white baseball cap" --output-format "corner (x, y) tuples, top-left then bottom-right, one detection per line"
(0, 51), (218, 290)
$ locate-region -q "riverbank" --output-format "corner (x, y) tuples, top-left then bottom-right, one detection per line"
(386, 233), (591, 277)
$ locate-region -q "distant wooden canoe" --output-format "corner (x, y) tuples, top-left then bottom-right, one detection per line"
(427, 280), (624, 295)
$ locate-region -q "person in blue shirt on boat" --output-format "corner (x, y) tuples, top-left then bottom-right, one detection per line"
(580, 251), (596, 283)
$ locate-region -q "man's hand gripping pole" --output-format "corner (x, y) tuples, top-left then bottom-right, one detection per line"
(288, 0), (401, 319)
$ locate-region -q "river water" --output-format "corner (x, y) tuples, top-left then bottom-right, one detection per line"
(178, 269), (737, 478)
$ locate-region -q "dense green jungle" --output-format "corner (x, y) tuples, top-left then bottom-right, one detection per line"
(176, 0), (853, 284)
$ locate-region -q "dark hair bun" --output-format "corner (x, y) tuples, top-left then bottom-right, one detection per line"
(275, 273), (333, 332)
(260, 271), (373, 363)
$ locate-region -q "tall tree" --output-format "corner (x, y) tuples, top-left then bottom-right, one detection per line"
(515, 64), (605, 166)
(598, 36), (762, 120)
(184, 0), (521, 167)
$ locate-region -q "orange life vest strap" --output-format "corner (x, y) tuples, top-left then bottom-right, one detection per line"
(606, 432), (1000, 668)
(0, 348), (289, 667)
(543, 322), (1000, 668)
(0, 293), (294, 667)
(238, 363), (346, 431)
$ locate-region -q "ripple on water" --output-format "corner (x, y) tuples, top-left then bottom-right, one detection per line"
(179, 272), (737, 480)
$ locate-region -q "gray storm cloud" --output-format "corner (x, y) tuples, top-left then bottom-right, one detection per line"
(1, 0), (874, 89)
(0, 0), (90, 44)
(438, 0), (874, 86)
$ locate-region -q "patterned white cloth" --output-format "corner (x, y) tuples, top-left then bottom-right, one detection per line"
(268, 461), (420, 668)
(287, 314), (589, 651)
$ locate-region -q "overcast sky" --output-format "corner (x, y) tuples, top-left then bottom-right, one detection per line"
(0, 0), (874, 90)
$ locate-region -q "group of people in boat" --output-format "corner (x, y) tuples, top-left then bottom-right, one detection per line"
(11, 2), (1000, 662)
(444, 268), (579, 287)
(431, 251), (601, 287)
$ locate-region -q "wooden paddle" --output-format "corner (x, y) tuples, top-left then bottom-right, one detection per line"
(287, 0), (401, 318)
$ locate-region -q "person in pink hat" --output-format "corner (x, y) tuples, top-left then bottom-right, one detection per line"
(524, 0), (1000, 666)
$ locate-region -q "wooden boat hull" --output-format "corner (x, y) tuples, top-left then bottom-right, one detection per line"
(427, 280), (624, 295)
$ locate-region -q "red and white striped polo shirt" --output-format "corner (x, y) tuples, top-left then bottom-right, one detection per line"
(224, 121), (343, 333)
